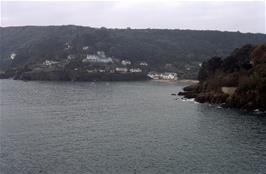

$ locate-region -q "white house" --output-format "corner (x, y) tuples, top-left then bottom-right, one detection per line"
(98, 69), (106, 73)
(115, 67), (128, 73)
(129, 68), (142, 73)
(148, 72), (177, 80)
(10, 53), (16, 60)
(160, 72), (178, 80)
(64, 42), (71, 50)
(43, 60), (59, 66)
(97, 51), (106, 57)
(147, 72), (160, 80)
(83, 55), (98, 63)
(67, 55), (75, 60)
(83, 53), (113, 63)
(82, 46), (89, 50)
(140, 62), (148, 66)
(121, 60), (131, 66)
(98, 57), (113, 63)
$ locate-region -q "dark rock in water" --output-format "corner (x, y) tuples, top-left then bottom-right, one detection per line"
(178, 91), (198, 99)
(183, 84), (199, 92)
(177, 92), (184, 96)
(194, 92), (229, 104)
(0, 72), (9, 79)
(0, 68), (20, 79)
(179, 44), (266, 111)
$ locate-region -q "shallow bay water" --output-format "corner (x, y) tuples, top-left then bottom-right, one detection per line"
(0, 79), (266, 174)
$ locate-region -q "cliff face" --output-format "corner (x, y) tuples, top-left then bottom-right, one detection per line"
(179, 44), (266, 111)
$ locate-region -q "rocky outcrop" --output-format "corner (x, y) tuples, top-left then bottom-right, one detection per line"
(179, 44), (266, 111)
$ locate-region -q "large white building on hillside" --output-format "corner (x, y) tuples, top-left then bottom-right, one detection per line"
(82, 51), (113, 63)
(121, 60), (131, 66)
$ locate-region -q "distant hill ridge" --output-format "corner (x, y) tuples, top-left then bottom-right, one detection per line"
(1, 25), (265, 78)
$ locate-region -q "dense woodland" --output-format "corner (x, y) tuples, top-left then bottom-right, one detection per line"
(1, 25), (265, 78)
(179, 44), (266, 111)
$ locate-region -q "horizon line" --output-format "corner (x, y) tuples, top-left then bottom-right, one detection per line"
(1, 24), (265, 35)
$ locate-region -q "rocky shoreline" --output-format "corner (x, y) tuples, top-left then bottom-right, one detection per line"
(178, 44), (266, 112)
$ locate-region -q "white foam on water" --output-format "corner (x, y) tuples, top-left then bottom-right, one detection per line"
(253, 109), (266, 114)
(186, 98), (195, 102)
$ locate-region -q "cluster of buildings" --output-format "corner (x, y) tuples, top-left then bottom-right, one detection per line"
(148, 72), (178, 80)
(42, 50), (149, 74)
(82, 51), (113, 63)
(40, 50), (178, 80)
(115, 67), (142, 73)
(81, 67), (142, 74)
(80, 51), (148, 74)
(43, 60), (59, 66)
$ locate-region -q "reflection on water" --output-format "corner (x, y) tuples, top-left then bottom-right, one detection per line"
(0, 79), (266, 174)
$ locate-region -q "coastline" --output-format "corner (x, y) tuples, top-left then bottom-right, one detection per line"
(178, 79), (199, 84)
(178, 44), (266, 112)
(151, 79), (199, 83)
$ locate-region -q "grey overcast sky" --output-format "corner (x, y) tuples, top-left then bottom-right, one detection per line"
(1, 1), (265, 33)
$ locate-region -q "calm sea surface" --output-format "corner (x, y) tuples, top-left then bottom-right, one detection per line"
(0, 79), (266, 174)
